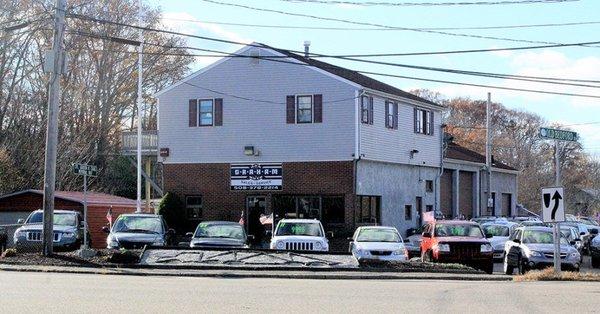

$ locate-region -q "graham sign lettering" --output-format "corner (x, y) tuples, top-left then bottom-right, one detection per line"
(230, 163), (283, 191)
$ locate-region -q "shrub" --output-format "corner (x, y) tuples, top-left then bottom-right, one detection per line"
(157, 192), (187, 233)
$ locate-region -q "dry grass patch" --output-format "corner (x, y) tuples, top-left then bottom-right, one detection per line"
(514, 267), (600, 282)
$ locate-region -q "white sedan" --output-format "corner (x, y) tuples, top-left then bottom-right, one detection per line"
(349, 226), (408, 262)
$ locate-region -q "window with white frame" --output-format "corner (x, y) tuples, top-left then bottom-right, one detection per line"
(361, 96), (372, 124)
(296, 95), (313, 123)
(415, 108), (433, 135)
(199, 99), (214, 126)
(386, 101), (397, 129)
(186, 196), (203, 219)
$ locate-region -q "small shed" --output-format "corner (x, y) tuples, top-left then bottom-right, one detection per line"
(0, 189), (137, 249)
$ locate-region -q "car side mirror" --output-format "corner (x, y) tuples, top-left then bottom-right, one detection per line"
(422, 232), (431, 238)
(346, 237), (353, 241)
(101, 226), (110, 234)
(486, 233), (494, 239)
(570, 240), (577, 245)
(327, 231), (334, 239)
(591, 229), (599, 235)
(167, 228), (176, 235)
(185, 232), (193, 238)
(513, 239), (521, 244)
(580, 232), (586, 236)
(17, 219), (24, 224)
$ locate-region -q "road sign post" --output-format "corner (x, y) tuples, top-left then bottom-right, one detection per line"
(73, 163), (97, 249)
(540, 127), (577, 274)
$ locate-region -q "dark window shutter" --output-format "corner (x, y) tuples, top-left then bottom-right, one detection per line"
(413, 108), (418, 133)
(393, 103), (398, 130)
(214, 98), (223, 126)
(368, 97), (374, 125)
(385, 101), (390, 128)
(188, 99), (197, 127)
(286, 95), (295, 124)
(429, 111), (434, 135)
(313, 94), (323, 123)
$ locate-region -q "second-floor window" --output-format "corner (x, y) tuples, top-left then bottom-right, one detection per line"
(415, 108), (434, 135)
(385, 101), (398, 130)
(199, 99), (214, 126)
(297, 95), (313, 123)
(361, 96), (373, 124)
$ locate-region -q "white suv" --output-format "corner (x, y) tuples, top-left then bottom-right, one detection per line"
(270, 219), (329, 252)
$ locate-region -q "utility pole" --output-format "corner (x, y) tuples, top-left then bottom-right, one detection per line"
(485, 92), (493, 216)
(42, 0), (67, 256)
(136, 0), (144, 213)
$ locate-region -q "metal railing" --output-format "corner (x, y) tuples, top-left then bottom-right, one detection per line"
(121, 130), (158, 155)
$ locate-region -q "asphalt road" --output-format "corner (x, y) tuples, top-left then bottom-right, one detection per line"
(1, 271), (599, 314)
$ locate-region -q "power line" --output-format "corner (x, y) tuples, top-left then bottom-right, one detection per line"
(159, 14), (600, 31)
(198, 0), (597, 47)
(70, 30), (600, 99)
(279, 0), (578, 6)
(66, 16), (600, 85)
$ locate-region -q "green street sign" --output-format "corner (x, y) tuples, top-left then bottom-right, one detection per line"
(539, 127), (578, 142)
(73, 163), (97, 177)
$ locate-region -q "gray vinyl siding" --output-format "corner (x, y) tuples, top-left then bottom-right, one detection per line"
(158, 48), (358, 164)
(359, 95), (442, 166)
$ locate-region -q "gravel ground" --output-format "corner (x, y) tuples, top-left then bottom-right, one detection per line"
(0, 249), (141, 267)
(0, 249), (482, 274)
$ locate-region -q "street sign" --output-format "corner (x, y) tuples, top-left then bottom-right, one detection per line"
(539, 127), (578, 142)
(542, 187), (565, 223)
(73, 163), (97, 177)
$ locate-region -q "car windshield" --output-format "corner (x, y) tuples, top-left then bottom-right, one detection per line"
(26, 212), (77, 226)
(356, 228), (401, 242)
(194, 223), (245, 240)
(276, 222), (323, 237)
(522, 230), (568, 245)
(483, 225), (510, 237)
(113, 216), (162, 234)
(434, 224), (484, 238)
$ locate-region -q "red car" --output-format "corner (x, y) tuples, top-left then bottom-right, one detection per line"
(420, 220), (494, 274)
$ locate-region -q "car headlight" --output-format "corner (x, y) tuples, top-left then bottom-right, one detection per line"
(315, 241), (323, 250)
(434, 243), (450, 252)
(152, 240), (165, 246)
(276, 240), (285, 250)
(13, 230), (25, 240)
(570, 252), (580, 258)
(528, 250), (543, 257)
(393, 249), (406, 256)
(107, 236), (119, 248)
(480, 244), (493, 253)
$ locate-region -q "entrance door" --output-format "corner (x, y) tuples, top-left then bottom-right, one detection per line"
(246, 196), (267, 245)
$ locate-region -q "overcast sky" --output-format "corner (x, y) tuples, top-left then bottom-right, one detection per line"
(149, 0), (600, 155)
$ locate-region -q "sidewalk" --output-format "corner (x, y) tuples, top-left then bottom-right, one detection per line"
(0, 263), (513, 281)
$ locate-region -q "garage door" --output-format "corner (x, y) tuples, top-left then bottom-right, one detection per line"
(459, 172), (474, 219)
(440, 169), (453, 218)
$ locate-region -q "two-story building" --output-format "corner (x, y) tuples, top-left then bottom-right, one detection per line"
(155, 43), (507, 238)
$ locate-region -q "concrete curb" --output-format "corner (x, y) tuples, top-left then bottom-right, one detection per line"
(0, 264), (513, 281)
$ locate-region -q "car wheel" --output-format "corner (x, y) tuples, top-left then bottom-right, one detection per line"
(592, 256), (600, 269)
(503, 254), (514, 275)
(484, 262), (494, 275)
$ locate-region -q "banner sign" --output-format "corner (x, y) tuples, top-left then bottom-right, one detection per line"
(230, 163), (283, 191)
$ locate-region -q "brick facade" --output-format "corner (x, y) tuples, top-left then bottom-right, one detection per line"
(163, 161), (356, 234)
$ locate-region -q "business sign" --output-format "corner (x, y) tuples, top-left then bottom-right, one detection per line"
(541, 187), (565, 223)
(539, 127), (578, 142)
(231, 163), (282, 191)
(73, 163), (97, 177)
